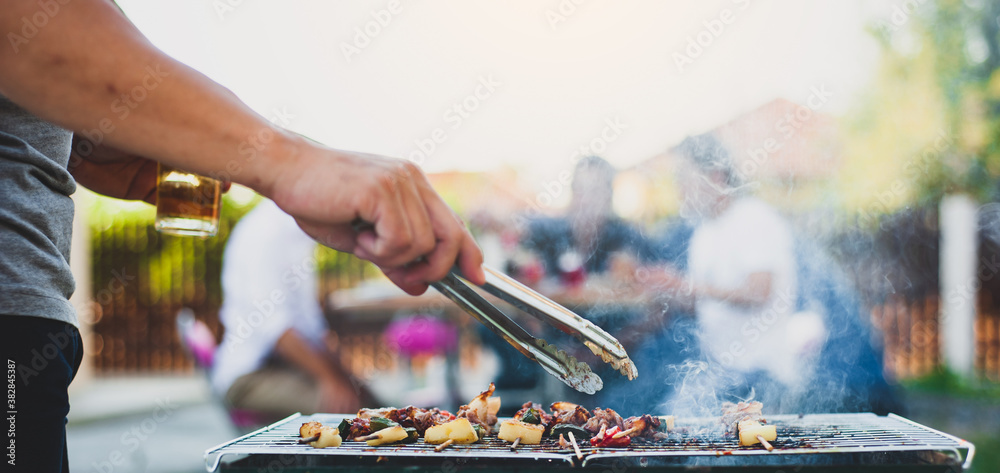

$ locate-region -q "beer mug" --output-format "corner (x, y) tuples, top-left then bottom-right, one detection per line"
(154, 163), (221, 237)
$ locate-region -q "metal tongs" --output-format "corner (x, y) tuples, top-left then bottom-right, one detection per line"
(431, 265), (637, 394)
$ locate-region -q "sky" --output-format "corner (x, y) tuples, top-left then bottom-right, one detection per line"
(115, 0), (890, 193)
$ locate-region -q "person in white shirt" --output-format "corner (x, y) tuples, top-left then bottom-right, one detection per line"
(212, 199), (368, 418)
(651, 134), (826, 401)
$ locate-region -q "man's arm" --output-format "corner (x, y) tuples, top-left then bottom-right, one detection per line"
(641, 267), (772, 309)
(272, 329), (362, 413)
(0, 0), (484, 292)
(696, 272), (773, 308)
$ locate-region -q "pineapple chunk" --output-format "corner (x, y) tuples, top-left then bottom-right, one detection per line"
(366, 425), (409, 447)
(738, 420), (776, 447)
(309, 426), (342, 449)
(497, 420), (544, 445)
(660, 415), (675, 432)
(423, 418), (479, 445)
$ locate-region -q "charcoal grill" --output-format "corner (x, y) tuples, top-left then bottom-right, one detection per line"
(204, 412), (974, 472)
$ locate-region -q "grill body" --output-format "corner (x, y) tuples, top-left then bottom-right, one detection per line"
(205, 413), (974, 472)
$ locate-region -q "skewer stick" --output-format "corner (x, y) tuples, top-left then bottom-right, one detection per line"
(756, 435), (774, 452)
(594, 424), (607, 442)
(567, 432), (583, 460)
(297, 435), (320, 444)
(612, 426), (639, 439)
(509, 437), (521, 451)
(434, 439), (455, 452)
(354, 432), (381, 442)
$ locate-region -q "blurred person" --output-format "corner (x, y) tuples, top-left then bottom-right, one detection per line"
(646, 133), (899, 414)
(212, 200), (371, 421)
(0, 2), (483, 472)
(520, 156), (658, 282)
(491, 157), (659, 396)
(647, 133), (825, 410)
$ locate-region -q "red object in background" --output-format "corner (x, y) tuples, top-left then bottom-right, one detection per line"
(558, 251), (586, 288)
(384, 315), (458, 357)
(519, 259), (545, 286)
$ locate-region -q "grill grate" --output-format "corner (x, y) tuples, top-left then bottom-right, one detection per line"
(205, 413), (975, 472)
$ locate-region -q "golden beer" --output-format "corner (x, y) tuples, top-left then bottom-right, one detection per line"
(154, 163), (221, 237)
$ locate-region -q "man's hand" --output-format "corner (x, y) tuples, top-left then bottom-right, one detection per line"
(68, 136), (159, 204)
(0, 0), (482, 294)
(267, 138), (485, 295)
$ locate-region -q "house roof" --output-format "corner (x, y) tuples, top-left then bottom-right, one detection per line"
(639, 98), (842, 181)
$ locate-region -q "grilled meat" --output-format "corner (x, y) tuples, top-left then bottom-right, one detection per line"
(582, 407), (624, 434)
(514, 402), (553, 426)
(456, 383), (500, 434)
(720, 401), (764, 435)
(353, 406), (455, 435)
(549, 402), (591, 427)
(343, 417), (372, 440)
(620, 414), (662, 439)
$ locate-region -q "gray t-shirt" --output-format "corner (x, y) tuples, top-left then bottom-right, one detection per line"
(0, 94), (77, 326)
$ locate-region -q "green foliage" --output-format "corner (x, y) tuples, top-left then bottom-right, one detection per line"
(902, 367), (1000, 400)
(839, 0), (1000, 218)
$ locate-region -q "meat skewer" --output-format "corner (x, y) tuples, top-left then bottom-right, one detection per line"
(612, 414), (662, 439)
(722, 401), (777, 450)
(509, 437), (521, 451)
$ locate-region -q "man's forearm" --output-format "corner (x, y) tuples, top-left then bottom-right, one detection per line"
(0, 0), (293, 196)
(273, 329), (341, 384)
(696, 272), (773, 308)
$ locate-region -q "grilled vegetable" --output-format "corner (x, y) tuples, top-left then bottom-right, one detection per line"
(520, 408), (543, 425)
(472, 424), (487, 442)
(550, 423), (591, 439)
(402, 427), (419, 444)
(497, 420), (544, 445)
(310, 426), (343, 449)
(369, 416), (398, 433)
(337, 419), (351, 438)
(424, 418), (479, 445)
(366, 425), (409, 446)
(590, 426), (630, 448)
